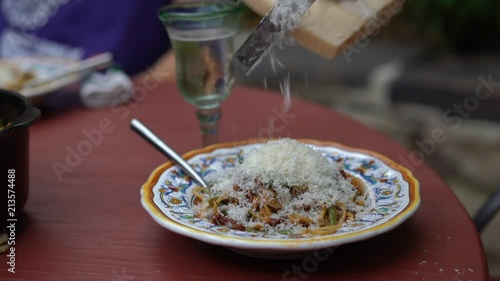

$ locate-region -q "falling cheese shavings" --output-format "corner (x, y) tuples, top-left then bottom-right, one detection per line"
(270, 0), (304, 30)
(254, 1), (315, 116)
(267, 0), (313, 114)
(279, 72), (292, 112)
(267, 0), (312, 66)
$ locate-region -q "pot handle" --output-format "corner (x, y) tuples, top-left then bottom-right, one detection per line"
(12, 104), (41, 129)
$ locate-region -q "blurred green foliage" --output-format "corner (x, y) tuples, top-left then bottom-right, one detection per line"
(403, 0), (500, 52)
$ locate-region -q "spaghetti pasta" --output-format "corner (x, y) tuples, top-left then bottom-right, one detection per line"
(192, 139), (370, 235)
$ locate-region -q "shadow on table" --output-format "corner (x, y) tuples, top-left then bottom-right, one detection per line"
(33, 90), (84, 120)
(159, 219), (421, 279)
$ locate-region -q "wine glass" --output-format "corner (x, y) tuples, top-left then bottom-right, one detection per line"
(158, 0), (242, 146)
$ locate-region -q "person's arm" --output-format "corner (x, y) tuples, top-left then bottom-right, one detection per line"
(134, 0), (177, 82)
(135, 50), (176, 82)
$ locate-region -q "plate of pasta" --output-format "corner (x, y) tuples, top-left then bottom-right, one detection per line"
(140, 138), (420, 259)
(0, 56), (79, 100)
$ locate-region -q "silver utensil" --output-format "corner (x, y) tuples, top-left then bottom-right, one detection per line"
(130, 118), (209, 189)
(24, 52), (114, 88)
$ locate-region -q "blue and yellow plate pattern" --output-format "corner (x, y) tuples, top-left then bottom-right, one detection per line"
(141, 139), (420, 258)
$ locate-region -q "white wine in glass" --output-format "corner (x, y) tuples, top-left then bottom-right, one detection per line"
(159, 1), (242, 146)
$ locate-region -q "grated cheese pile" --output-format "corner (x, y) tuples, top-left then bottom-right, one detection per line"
(194, 138), (368, 234)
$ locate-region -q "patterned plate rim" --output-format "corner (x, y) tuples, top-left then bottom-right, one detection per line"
(140, 139), (420, 250)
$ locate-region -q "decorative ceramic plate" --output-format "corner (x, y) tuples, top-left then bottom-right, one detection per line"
(141, 139), (420, 259)
(0, 56), (78, 100)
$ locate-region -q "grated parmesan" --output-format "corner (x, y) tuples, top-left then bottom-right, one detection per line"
(269, 0), (311, 43)
(267, 0), (311, 71)
(195, 139), (369, 234)
(268, 0), (308, 116)
(279, 72), (292, 112)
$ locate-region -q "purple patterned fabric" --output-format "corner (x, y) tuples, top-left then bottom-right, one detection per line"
(0, 0), (172, 74)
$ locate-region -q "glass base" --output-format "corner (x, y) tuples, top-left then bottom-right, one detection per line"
(196, 107), (221, 147)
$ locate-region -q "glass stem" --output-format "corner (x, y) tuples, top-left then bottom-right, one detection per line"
(196, 106), (221, 147)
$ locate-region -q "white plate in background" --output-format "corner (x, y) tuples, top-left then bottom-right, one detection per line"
(0, 56), (79, 100)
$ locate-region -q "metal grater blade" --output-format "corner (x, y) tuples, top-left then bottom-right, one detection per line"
(235, 0), (316, 75)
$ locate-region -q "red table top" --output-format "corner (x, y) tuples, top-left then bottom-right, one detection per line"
(0, 81), (489, 280)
